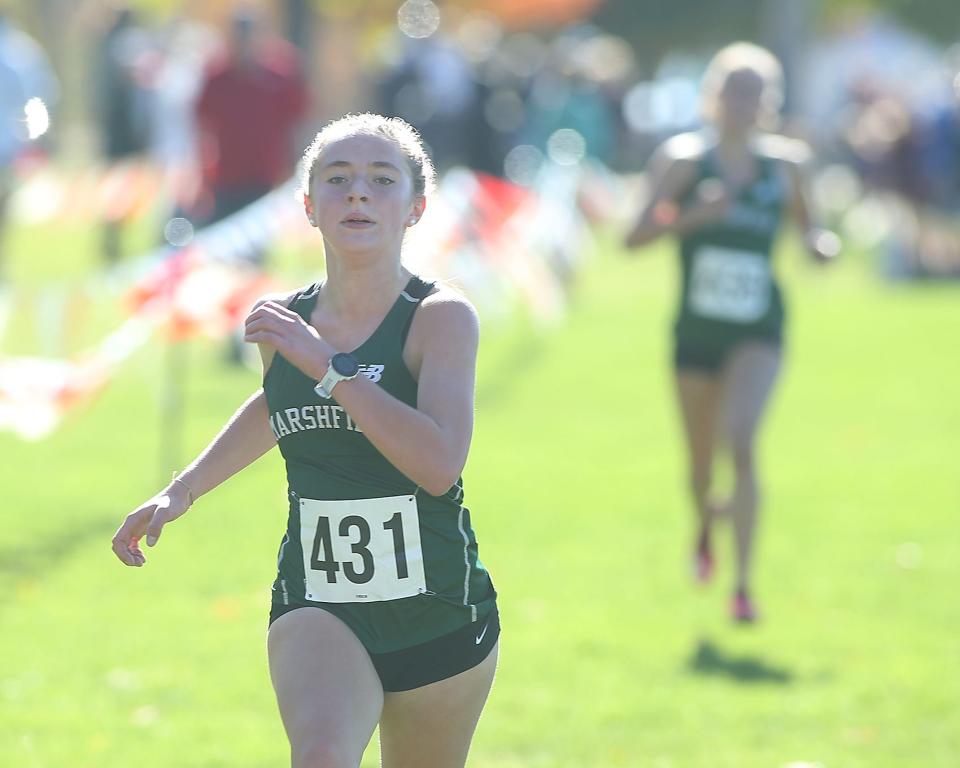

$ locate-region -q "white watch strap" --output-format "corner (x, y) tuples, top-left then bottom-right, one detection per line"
(314, 366), (342, 399)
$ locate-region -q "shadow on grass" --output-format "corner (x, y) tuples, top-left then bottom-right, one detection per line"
(687, 638), (794, 685)
(0, 518), (116, 606)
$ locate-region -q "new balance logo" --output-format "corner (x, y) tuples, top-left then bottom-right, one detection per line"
(359, 364), (384, 383)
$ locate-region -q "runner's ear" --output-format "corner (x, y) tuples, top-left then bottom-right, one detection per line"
(303, 194), (317, 227)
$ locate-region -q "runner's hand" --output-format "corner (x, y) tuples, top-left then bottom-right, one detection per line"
(243, 301), (332, 380)
(111, 485), (191, 566)
(805, 228), (841, 264)
(685, 178), (734, 226)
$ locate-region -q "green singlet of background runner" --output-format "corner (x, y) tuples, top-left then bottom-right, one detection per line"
(674, 145), (788, 351)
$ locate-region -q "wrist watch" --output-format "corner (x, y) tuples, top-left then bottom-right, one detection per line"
(314, 352), (360, 399)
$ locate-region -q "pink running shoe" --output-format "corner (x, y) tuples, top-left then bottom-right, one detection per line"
(731, 591), (758, 623)
(694, 527), (714, 584)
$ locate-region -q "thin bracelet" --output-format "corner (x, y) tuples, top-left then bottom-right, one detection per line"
(171, 476), (195, 506)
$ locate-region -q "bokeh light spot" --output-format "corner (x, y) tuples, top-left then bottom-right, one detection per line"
(24, 98), (50, 140)
(547, 129), (586, 166)
(504, 144), (544, 186)
(164, 217), (195, 247)
(895, 542), (923, 570)
(398, 0), (441, 40)
(484, 89), (525, 134)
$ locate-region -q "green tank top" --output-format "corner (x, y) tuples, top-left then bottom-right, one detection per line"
(263, 275), (496, 653)
(675, 145), (787, 346)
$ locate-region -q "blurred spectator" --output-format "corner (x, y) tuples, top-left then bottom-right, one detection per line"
(463, 28), (533, 177)
(838, 79), (920, 199)
(522, 30), (619, 166)
(375, 32), (482, 173)
(94, 6), (150, 166)
(194, 7), (307, 235)
(0, 8), (57, 280)
(837, 73), (960, 278)
(149, 17), (217, 223)
(915, 68), (960, 212)
(91, 4), (152, 266)
(194, 6), (308, 364)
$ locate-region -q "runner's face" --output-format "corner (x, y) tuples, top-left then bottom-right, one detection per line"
(716, 68), (766, 135)
(309, 134), (424, 255)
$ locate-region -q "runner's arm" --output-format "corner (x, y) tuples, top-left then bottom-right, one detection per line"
(177, 286), (299, 500)
(173, 388), (278, 501)
(112, 389), (277, 566)
(782, 146), (840, 264)
(625, 144), (729, 249)
(243, 291), (477, 496)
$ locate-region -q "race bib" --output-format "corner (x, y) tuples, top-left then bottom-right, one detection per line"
(689, 246), (771, 323)
(299, 495), (427, 603)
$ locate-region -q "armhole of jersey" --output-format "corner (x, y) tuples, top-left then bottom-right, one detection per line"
(676, 151), (708, 204)
(766, 153), (787, 190)
(756, 151), (771, 178)
(696, 146), (713, 182)
(399, 278), (437, 348)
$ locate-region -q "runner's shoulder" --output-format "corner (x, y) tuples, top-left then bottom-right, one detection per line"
(411, 281), (480, 345)
(251, 285), (313, 312)
(753, 133), (813, 168)
(659, 131), (711, 164)
(421, 282), (477, 316)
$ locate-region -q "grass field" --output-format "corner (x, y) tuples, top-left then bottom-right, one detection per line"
(1, 221), (958, 767)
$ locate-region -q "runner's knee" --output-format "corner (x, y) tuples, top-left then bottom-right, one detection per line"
(293, 739), (357, 768)
(689, 465), (712, 498)
(730, 436), (755, 475)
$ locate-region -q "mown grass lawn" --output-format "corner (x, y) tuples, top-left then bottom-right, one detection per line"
(1, 220), (958, 767)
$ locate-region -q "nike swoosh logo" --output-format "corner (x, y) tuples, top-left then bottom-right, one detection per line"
(475, 621), (489, 645)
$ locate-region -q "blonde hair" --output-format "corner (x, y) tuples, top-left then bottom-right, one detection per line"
(700, 42), (784, 129)
(299, 113), (437, 199)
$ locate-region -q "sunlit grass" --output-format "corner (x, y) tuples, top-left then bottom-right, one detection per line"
(1, 223), (958, 767)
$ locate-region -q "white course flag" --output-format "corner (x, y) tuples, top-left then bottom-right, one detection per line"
(0, 184), (293, 442)
(0, 160), (592, 440)
(0, 315), (153, 441)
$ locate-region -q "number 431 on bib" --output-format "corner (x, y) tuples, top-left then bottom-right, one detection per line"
(299, 495), (427, 603)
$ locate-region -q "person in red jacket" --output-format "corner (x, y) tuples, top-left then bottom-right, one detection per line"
(195, 7), (307, 239)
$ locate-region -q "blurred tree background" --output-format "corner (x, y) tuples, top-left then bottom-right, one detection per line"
(2, 0), (957, 160)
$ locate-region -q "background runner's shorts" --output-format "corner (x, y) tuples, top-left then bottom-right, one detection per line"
(674, 335), (781, 375)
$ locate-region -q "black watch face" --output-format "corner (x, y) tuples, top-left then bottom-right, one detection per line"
(332, 353), (360, 377)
